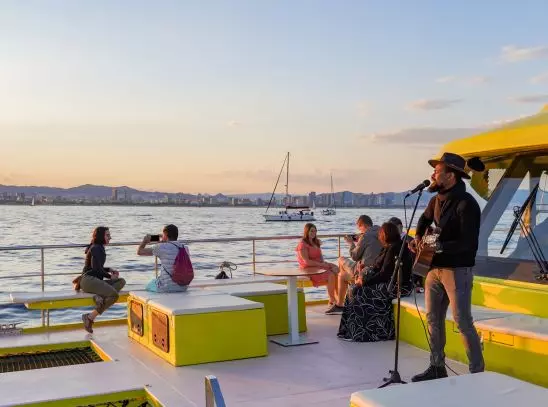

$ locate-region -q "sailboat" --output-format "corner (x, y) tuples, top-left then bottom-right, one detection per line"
(263, 152), (315, 222)
(322, 173), (336, 215)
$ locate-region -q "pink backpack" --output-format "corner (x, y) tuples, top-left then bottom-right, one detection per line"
(166, 243), (194, 285)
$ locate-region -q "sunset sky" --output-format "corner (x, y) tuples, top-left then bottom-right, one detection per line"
(1, 1), (548, 194)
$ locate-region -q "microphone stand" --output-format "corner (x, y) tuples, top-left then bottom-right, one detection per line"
(378, 188), (424, 388)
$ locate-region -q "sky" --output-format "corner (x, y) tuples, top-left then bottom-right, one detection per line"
(1, 1), (548, 195)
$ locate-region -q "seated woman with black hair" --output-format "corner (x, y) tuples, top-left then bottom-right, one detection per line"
(337, 222), (413, 342)
(80, 226), (126, 333)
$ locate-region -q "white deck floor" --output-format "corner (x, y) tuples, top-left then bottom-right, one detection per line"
(0, 305), (469, 407)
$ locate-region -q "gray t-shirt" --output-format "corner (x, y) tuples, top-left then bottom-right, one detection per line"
(152, 241), (190, 292)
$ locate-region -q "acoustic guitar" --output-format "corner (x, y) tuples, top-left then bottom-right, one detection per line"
(412, 226), (441, 277)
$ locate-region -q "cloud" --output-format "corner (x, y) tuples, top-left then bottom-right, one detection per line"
(500, 45), (548, 62)
(226, 120), (243, 127)
(530, 72), (548, 84)
(508, 94), (548, 104)
(468, 76), (490, 84)
(435, 76), (457, 83)
(366, 126), (482, 146)
(406, 99), (462, 111)
(357, 102), (371, 117)
(435, 76), (490, 85)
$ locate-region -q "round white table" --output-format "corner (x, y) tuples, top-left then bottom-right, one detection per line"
(255, 267), (326, 347)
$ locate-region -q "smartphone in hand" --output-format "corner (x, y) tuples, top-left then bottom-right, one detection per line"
(150, 235), (160, 242)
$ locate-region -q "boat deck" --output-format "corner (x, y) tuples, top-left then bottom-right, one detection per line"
(0, 305), (468, 406)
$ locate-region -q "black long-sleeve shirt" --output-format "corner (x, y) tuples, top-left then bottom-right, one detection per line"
(83, 244), (112, 280)
(362, 240), (412, 286)
(415, 180), (481, 268)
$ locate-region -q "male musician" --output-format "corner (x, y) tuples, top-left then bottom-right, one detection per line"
(409, 152), (484, 381)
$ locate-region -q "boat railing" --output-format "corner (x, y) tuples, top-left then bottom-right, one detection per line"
(205, 375), (226, 407)
(0, 226), (531, 292)
(0, 234), (347, 291)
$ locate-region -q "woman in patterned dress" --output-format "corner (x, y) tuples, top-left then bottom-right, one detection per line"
(337, 222), (413, 342)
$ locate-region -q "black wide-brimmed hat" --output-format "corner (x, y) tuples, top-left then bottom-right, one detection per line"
(428, 152), (472, 179)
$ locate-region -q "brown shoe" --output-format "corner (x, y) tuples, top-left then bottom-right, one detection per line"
(82, 313), (94, 333)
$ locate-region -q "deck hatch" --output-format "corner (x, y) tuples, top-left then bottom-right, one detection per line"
(0, 346), (102, 373)
(130, 300), (144, 337)
(151, 309), (169, 353)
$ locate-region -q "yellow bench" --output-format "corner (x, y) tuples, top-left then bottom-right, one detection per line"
(205, 282), (307, 335)
(395, 293), (548, 387)
(129, 291), (268, 366)
(9, 290), (129, 310)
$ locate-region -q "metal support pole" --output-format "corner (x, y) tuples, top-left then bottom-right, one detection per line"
(252, 240), (256, 274)
(41, 248), (45, 292)
(337, 236), (341, 257)
(154, 256), (158, 278)
(41, 248), (45, 327)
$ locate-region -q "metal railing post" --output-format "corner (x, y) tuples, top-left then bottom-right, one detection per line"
(252, 240), (256, 274)
(40, 248), (45, 292)
(41, 248), (45, 327)
(338, 236), (341, 257)
(154, 256), (158, 278)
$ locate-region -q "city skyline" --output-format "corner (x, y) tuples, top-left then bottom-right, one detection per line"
(0, 181), (533, 210)
(1, 3), (548, 193)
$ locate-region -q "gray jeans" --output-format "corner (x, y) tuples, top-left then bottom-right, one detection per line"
(80, 275), (126, 314)
(425, 267), (484, 373)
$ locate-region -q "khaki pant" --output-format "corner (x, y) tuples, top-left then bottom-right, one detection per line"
(425, 267), (484, 373)
(80, 275), (126, 314)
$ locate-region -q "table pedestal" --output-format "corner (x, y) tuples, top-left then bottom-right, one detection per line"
(270, 276), (318, 347)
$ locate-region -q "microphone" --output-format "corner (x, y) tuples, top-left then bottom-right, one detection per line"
(405, 180), (430, 197)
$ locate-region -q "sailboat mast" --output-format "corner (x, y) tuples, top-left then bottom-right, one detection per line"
(331, 173), (336, 209)
(285, 152), (289, 205)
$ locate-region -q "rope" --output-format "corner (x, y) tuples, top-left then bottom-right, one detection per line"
(215, 261), (238, 279)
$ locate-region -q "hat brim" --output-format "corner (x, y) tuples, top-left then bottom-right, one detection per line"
(428, 159), (471, 179)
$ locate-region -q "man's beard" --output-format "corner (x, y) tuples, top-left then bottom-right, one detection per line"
(428, 181), (442, 193)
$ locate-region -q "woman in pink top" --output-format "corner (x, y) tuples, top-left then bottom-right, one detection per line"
(296, 223), (339, 307)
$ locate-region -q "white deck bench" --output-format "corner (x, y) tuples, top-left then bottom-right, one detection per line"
(204, 282), (307, 335)
(395, 293), (548, 388)
(130, 291), (268, 366)
(8, 275), (289, 309)
(350, 371), (548, 407)
(395, 293), (517, 322)
(9, 290), (130, 310)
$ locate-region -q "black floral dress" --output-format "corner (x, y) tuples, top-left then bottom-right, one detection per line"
(337, 241), (413, 342)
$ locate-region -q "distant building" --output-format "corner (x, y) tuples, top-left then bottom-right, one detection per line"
(342, 191), (353, 207)
(308, 191), (316, 207)
(111, 188), (118, 201)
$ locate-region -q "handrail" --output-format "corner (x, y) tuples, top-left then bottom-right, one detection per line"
(0, 233), (346, 252)
(205, 375), (226, 407)
(0, 233), (346, 288)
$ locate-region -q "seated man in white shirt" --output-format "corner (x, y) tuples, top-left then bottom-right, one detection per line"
(137, 224), (190, 292)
